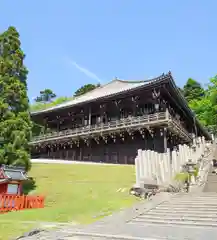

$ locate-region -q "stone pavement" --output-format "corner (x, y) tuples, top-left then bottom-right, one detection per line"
(17, 145), (217, 240)
(20, 191), (217, 240)
(203, 146), (217, 192)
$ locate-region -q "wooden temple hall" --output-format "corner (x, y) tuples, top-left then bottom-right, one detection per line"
(30, 72), (211, 164)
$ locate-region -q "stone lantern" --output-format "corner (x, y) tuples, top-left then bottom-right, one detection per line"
(186, 160), (196, 173)
(186, 159), (197, 186)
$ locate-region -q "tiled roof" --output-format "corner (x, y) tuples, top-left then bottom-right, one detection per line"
(31, 73), (169, 115)
(4, 170), (27, 181)
(1, 165), (28, 181)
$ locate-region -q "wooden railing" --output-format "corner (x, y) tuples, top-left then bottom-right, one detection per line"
(30, 112), (169, 144)
(0, 194), (45, 213)
(30, 111), (192, 144)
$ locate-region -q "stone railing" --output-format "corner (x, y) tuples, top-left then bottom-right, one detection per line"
(134, 137), (211, 188)
(30, 112), (169, 144)
(195, 146), (212, 187)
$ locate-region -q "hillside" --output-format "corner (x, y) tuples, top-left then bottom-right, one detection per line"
(0, 163), (137, 239)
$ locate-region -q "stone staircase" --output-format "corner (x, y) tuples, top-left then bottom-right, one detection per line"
(203, 168), (217, 192)
(130, 192), (217, 229)
(20, 145), (217, 240)
(64, 192), (217, 240)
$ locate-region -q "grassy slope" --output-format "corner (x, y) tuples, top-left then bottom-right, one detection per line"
(0, 163), (136, 239)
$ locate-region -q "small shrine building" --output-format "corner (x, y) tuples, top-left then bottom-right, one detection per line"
(0, 165), (28, 195)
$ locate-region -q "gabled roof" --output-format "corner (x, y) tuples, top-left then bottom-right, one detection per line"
(31, 73), (169, 115)
(0, 165), (28, 181)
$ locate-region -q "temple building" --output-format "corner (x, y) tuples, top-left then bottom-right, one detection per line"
(30, 72), (211, 164)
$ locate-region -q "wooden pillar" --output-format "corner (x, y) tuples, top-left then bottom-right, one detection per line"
(56, 116), (60, 131)
(100, 104), (103, 123)
(43, 118), (48, 134)
(100, 104), (107, 123)
(131, 96), (139, 117)
(88, 106), (92, 126)
(114, 100), (121, 120)
(79, 146), (82, 161)
(163, 128), (167, 153)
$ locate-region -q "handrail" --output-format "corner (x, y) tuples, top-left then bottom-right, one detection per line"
(31, 112), (167, 143)
(30, 111), (192, 143)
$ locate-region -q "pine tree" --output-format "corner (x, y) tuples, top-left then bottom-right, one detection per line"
(74, 83), (100, 97)
(35, 89), (56, 103)
(0, 27), (32, 170)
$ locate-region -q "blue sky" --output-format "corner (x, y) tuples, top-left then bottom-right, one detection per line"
(1, 1), (216, 101)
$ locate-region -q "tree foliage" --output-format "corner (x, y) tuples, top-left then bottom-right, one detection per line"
(183, 78), (204, 102)
(74, 83), (100, 97)
(35, 89), (56, 103)
(0, 27), (32, 170)
(184, 76), (217, 134)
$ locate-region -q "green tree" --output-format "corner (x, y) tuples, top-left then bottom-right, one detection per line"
(189, 75), (217, 134)
(0, 26), (32, 170)
(35, 89), (56, 103)
(208, 75), (217, 106)
(183, 78), (204, 102)
(74, 83), (100, 97)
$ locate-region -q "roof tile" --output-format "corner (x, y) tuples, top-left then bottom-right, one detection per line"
(31, 76), (163, 115)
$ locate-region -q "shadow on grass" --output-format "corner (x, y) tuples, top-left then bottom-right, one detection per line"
(22, 177), (37, 195)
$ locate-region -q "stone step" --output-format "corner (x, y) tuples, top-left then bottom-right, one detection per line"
(173, 194), (217, 198)
(171, 196), (217, 200)
(172, 195), (217, 199)
(145, 211), (217, 218)
(169, 200), (217, 204)
(174, 192), (217, 195)
(155, 206), (217, 212)
(149, 209), (217, 216)
(175, 194), (217, 197)
(130, 218), (217, 228)
(203, 183), (217, 192)
(158, 201), (217, 206)
(160, 203), (217, 208)
(58, 232), (155, 240)
(137, 214), (217, 222)
(168, 198), (217, 202)
(62, 225), (217, 240)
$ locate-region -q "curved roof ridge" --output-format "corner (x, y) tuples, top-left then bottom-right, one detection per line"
(113, 73), (169, 84)
(31, 72), (170, 115)
(116, 79), (147, 84)
(70, 79), (124, 102)
(72, 78), (127, 97)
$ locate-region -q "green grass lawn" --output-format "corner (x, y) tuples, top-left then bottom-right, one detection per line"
(0, 163), (137, 239)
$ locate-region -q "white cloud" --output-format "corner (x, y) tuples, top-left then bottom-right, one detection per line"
(66, 57), (102, 83)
